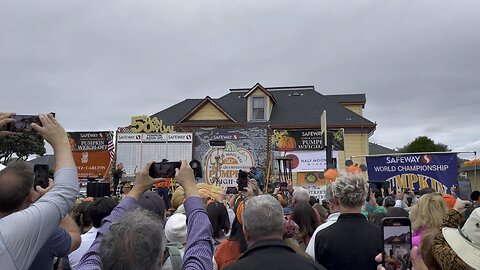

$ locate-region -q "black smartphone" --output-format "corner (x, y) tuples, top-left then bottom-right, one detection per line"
(7, 115), (41, 132)
(149, 162), (181, 178)
(34, 164), (49, 190)
(382, 217), (412, 270)
(6, 113), (55, 132)
(279, 182), (288, 192)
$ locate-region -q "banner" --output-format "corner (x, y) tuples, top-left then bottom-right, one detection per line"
(68, 131), (110, 151)
(72, 151), (111, 179)
(273, 130), (323, 151)
(204, 142), (254, 187)
(194, 128), (268, 186)
(296, 172), (330, 201)
(276, 151), (339, 172)
(273, 129), (344, 151)
(116, 132), (193, 176)
(366, 153), (458, 194)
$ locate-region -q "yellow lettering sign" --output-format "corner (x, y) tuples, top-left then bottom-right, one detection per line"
(130, 115), (175, 133)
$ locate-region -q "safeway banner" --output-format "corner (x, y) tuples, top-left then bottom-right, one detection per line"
(366, 153), (458, 194)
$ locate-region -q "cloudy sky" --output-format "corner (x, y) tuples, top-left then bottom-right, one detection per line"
(1, 1), (479, 158)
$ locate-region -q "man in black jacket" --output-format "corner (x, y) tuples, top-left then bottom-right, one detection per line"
(225, 195), (325, 270)
(314, 173), (382, 269)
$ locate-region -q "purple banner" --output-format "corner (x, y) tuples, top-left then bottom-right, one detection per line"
(366, 153), (458, 194)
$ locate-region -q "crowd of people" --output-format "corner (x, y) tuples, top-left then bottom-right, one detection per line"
(1, 112), (479, 270)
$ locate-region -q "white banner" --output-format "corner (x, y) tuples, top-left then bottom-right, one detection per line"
(279, 150), (338, 172)
(117, 133), (142, 142)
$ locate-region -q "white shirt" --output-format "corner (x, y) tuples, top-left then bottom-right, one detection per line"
(69, 227), (99, 269)
(305, 212), (340, 258)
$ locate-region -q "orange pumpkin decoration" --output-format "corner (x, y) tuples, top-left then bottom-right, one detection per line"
(347, 165), (362, 174)
(278, 137), (296, 151)
(324, 168), (339, 181)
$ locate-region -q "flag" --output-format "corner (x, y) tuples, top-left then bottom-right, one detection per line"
(107, 131), (115, 161)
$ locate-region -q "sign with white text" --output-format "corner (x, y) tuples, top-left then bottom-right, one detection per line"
(366, 153), (458, 194)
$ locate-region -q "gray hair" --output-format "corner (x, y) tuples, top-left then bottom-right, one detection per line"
(292, 188), (310, 204)
(332, 173), (368, 208)
(100, 208), (165, 270)
(242, 195), (284, 239)
(324, 184), (334, 202)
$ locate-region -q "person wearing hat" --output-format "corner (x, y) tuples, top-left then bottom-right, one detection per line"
(138, 191), (166, 223)
(162, 213), (187, 270)
(433, 198), (479, 269)
(165, 213), (187, 244)
(77, 160), (214, 270)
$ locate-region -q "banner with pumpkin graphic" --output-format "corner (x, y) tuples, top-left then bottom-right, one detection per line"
(273, 129), (344, 151)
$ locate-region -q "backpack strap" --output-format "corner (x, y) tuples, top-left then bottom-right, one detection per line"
(167, 243), (183, 270)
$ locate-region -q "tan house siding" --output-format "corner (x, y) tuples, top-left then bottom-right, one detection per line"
(466, 170), (480, 191)
(188, 103), (229, 120)
(343, 133), (369, 165)
(343, 104), (363, 116)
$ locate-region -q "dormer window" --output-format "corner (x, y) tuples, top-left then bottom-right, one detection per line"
(251, 96), (266, 121)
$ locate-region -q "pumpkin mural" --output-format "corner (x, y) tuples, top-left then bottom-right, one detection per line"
(277, 136), (296, 151)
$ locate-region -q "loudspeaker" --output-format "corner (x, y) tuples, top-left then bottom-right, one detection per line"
(189, 160), (203, 178)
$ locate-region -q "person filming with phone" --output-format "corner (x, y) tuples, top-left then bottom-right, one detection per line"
(77, 160), (214, 270)
(0, 112), (80, 269)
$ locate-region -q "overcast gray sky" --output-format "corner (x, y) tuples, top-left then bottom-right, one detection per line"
(1, 1), (479, 158)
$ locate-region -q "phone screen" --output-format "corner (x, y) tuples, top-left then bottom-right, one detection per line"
(7, 115), (41, 132)
(382, 218), (412, 270)
(34, 164), (49, 190)
(149, 162), (180, 178)
(6, 113), (55, 132)
(279, 182), (288, 191)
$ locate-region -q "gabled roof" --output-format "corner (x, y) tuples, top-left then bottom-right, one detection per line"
(369, 143), (397, 155)
(243, 83), (277, 104)
(150, 84), (376, 133)
(177, 96), (237, 123)
(150, 99), (203, 124)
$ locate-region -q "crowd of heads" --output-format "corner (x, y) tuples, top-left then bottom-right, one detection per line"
(0, 113), (479, 270)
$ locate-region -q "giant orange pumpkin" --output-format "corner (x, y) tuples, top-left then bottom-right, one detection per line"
(278, 137), (296, 151)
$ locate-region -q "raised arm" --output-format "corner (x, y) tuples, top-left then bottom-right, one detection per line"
(78, 161), (164, 270)
(175, 160), (214, 270)
(0, 114), (79, 269)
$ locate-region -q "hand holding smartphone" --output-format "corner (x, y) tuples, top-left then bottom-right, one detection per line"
(6, 113), (55, 133)
(382, 217), (412, 270)
(149, 161), (181, 178)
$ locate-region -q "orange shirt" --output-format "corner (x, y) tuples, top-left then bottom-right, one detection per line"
(214, 239), (242, 269)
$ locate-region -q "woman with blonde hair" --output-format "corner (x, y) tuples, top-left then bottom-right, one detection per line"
(410, 193), (448, 247)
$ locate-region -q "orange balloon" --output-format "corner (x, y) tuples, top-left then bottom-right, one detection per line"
(347, 165), (361, 174)
(324, 168), (339, 180)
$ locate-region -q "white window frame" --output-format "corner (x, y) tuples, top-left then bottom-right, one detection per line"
(251, 96), (266, 121)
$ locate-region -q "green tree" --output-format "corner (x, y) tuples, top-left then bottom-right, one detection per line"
(0, 133), (46, 165)
(399, 136), (450, 153)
